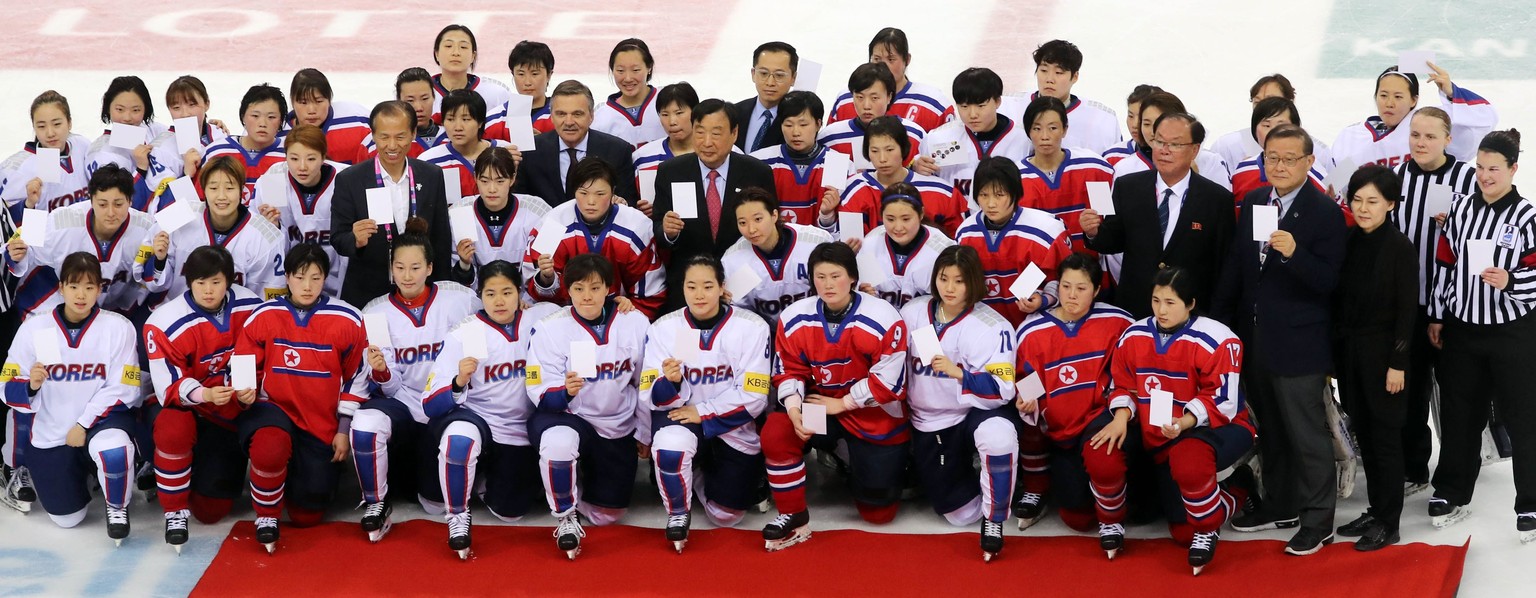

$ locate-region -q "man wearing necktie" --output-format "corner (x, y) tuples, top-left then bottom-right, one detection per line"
(654, 99), (777, 312)
(736, 42), (798, 153)
(512, 80), (638, 207)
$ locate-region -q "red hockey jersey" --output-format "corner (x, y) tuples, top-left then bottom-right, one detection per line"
(774, 293), (910, 445)
(750, 144), (840, 226)
(523, 203), (667, 318)
(1106, 315), (1252, 451)
(1019, 148), (1116, 254)
(839, 170), (968, 238)
(235, 295), (371, 441)
(954, 207), (1074, 326)
(827, 80), (953, 132)
(202, 136), (285, 198)
(1014, 303), (1134, 443)
(143, 287), (264, 428)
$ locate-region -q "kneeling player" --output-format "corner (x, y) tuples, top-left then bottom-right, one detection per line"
(234, 243), (370, 553)
(421, 261), (558, 559)
(2, 252), (142, 543)
(525, 254), (649, 559)
(642, 256), (772, 552)
(762, 242), (910, 551)
(144, 246), (264, 551)
(1087, 268), (1254, 575)
(902, 245), (1020, 561)
(1014, 254), (1134, 553)
(352, 219), (479, 542)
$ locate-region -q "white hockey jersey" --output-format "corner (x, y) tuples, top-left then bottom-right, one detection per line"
(422, 303), (561, 446)
(452, 194), (550, 280)
(640, 305), (773, 455)
(1, 136), (94, 215)
(919, 117), (1032, 203)
(362, 282), (481, 424)
(525, 303), (649, 439)
(7, 202), (153, 316)
(432, 74), (513, 123)
(1, 306), (143, 449)
(86, 123), (171, 179)
(144, 120), (224, 192)
(1001, 93), (1123, 154)
(248, 162), (349, 297)
(419, 139), (510, 198)
(134, 201), (288, 306)
(591, 88), (666, 148)
(1331, 85), (1498, 170)
(900, 296), (1016, 433)
(720, 223), (832, 320)
(857, 225), (954, 310)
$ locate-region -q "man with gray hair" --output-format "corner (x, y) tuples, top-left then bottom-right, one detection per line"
(514, 80), (637, 205)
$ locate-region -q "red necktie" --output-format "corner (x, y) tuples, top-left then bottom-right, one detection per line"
(706, 170), (722, 239)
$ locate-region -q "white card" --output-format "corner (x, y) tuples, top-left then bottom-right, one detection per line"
(1423, 184), (1455, 217)
(793, 59), (823, 96)
(838, 212), (864, 242)
(33, 332), (63, 365)
(1466, 239), (1497, 272)
(726, 266), (762, 299)
(570, 341), (599, 378)
(912, 325), (942, 366)
(32, 147), (61, 183)
(366, 187), (393, 224)
(20, 209), (48, 247)
(455, 324), (489, 360)
(444, 173), (462, 206)
(173, 117), (202, 154)
(852, 147), (874, 171)
(155, 197), (198, 233)
(168, 175), (199, 206)
(638, 169), (659, 204)
(504, 94), (537, 150)
(1086, 181), (1114, 216)
(230, 354), (257, 391)
(800, 402), (828, 435)
(670, 182), (699, 219)
(1149, 389), (1175, 427)
(672, 329), (701, 363)
(819, 151), (852, 191)
(363, 312), (392, 348)
(450, 204), (478, 245)
(1397, 50), (1436, 75)
(256, 171), (287, 206)
(1009, 263), (1047, 300)
(856, 252), (888, 286)
(109, 123), (147, 149)
(530, 226), (562, 256)
(1015, 372), (1045, 402)
(1322, 158), (1357, 196)
(1252, 204), (1280, 242)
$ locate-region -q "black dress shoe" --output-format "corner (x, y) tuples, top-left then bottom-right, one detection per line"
(1337, 513), (1377, 537)
(1284, 527), (1334, 556)
(1354, 523), (1400, 552)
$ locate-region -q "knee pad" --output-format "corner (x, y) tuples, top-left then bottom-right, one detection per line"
(288, 506), (325, 528)
(702, 500), (746, 528)
(1166, 441), (1215, 488)
(853, 479), (903, 508)
(974, 417), (1020, 456)
(419, 496), (446, 516)
(943, 496), (983, 527)
(760, 413), (805, 463)
(539, 426), (580, 462)
(89, 429), (135, 493)
(486, 507), (524, 524)
(440, 421), (483, 465)
(1059, 506), (1098, 532)
(650, 425), (699, 456)
(577, 503), (625, 526)
(189, 493), (234, 524)
(854, 501), (899, 524)
(1168, 521), (1194, 545)
(152, 408), (197, 453)
(49, 507), (88, 529)
(350, 408), (393, 435)
(248, 428), (293, 469)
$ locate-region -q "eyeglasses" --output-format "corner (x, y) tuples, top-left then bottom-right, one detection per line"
(1262, 154), (1311, 168)
(753, 69), (792, 83)
(1150, 138), (1195, 151)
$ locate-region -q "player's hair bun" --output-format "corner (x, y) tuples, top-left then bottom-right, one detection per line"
(404, 216), (430, 236)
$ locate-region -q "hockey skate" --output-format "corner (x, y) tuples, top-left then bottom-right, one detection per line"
(255, 517), (279, 554)
(1012, 492), (1045, 530)
(360, 501), (393, 543)
(165, 509), (190, 554)
(1428, 498), (1470, 529)
(1099, 522), (1125, 560)
(763, 511), (811, 552)
(1, 465), (35, 513)
(447, 511), (472, 560)
(980, 519), (1004, 562)
(555, 513), (586, 560)
(1518, 513), (1534, 544)
(106, 505), (130, 547)
(1189, 530), (1219, 576)
(136, 462), (158, 503)
(666, 513), (691, 554)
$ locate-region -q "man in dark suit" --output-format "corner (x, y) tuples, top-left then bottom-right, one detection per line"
(654, 99), (776, 312)
(1082, 112), (1234, 319)
(513, 80), (637, 206)
(331, 101), (458, 306)
(735, 42), (798, 153)
(1213, 124), (1346, 556)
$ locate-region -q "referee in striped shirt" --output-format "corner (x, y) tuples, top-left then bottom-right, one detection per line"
(1391, 107), (1477, 494)
(1426, 129), (1536, 537)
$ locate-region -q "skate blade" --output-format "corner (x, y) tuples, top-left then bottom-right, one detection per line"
(1192, 565), (1205, 576)
(673, 541), (686, 554)
(983, 551), (995, 563)
(1106, 548), (1119, 561)
(173, 544), (183, 555)
(764, 529), (812, 552)
(1520, 530), (1535, 544)
(1432, 510), (1470, 529)
(263, 543), (276, 555)
(0, 498), (31, 514)
(368, 519), (394, 543)
(1017, 516), (1043, 531)
(456, 548), (472, 560)
(565, 547), (581, 560)
(114, 539), (123, 548)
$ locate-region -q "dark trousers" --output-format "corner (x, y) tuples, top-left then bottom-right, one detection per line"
(1403, 315), (1438, 483)
(1246, 349), (1336, 531)
(1433, 316), (1536, 513)
(1337, 331), (1408, 529)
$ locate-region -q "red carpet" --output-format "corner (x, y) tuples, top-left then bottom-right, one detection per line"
(194, 520), (1467, 597)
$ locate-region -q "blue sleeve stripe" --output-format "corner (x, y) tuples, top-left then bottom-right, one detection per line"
(651, 377), (681, 407)
(701, 406), (754, 438)
(960, 369), (1001, 401)
(4, 380), (32, 410)
(539, 388), (571, 412)
(423, 386), (456, 419)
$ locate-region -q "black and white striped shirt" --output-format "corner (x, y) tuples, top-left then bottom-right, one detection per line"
(1392, 156), (1476, 312)
(1432, 185), (1536, 325)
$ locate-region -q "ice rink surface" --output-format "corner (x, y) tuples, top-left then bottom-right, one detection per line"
(1, 1), (1533, 595)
